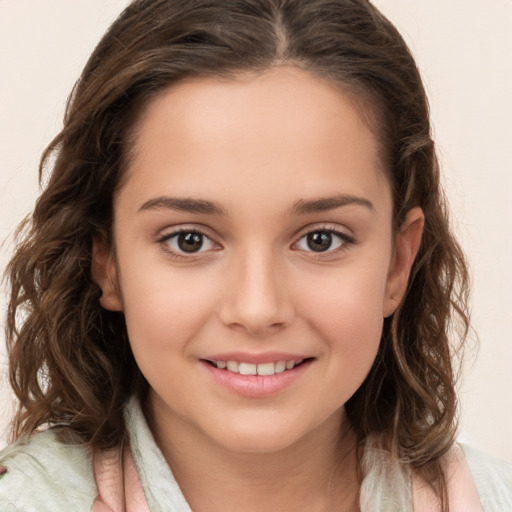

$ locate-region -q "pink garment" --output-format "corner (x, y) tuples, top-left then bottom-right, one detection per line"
(92, 443), (150, 512)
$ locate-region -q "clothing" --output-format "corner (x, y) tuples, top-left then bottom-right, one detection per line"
(0, 397), (510, 511)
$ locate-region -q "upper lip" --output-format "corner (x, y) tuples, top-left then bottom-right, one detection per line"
(202, 352), (312, 364)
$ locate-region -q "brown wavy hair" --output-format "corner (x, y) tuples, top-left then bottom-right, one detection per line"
(5, 0), (469, 508)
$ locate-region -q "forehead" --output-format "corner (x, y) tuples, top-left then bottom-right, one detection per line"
(121, 66), (391, 215)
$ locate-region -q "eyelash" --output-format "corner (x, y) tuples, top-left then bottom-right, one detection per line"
(293, 227), (355, 258)
(156, 225), (355, 261)
(157, 228), (218, 261)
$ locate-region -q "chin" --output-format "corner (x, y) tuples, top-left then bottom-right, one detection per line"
(209, 416), (313, 455)
(219, 433), (299, 455)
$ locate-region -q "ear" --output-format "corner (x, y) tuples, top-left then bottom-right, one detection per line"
(92, 238), (123, 312)
(383, 207), (424, 318)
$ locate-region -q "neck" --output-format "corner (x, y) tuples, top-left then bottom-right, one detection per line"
(146, 395), (360, 512)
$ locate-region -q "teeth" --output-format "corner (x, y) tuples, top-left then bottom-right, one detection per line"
(257, 362), (275, 376)
(275, 361), (286, 373)
(214, 359), (303, 375)
(239, 362), (257, 375)
(226, 361), (239, 372)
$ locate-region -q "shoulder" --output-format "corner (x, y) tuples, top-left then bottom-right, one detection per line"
(461, 443), (512, 510)
(0, 428), (97, 511)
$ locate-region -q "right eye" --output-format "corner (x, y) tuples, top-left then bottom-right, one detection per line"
(160, 230), (216, 255)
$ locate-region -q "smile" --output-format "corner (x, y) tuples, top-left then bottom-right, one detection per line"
(201, 352), (314, 397)
(210, 359), (304, 376)
(202, 357), (313, 397)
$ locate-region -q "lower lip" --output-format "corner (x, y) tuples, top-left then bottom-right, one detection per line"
(201, 360), (313, 398)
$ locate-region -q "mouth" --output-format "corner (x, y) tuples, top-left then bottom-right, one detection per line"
(200, 355), (314, 397)
(202, 358), (313, 376)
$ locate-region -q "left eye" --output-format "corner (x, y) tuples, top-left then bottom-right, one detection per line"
(295, 230), (346, 253)
(163, 231), (215, 253)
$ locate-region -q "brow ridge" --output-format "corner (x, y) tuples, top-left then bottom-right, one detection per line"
(139, 193), (374, 217)
(138, 196), (226, 215)
(292, 194), (375, 215)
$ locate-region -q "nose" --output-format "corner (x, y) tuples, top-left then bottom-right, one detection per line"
(218, 248), (295, 336)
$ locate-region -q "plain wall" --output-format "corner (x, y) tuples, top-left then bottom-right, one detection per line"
(1, 1), (511, 462)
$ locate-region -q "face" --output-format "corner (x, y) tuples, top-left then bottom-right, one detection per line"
(95, 66), (422, 454)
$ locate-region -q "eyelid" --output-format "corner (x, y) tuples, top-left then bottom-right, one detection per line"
(154, 222), (355, 260)
(294, 223), (355, 242)
(292, 223), (356, 254)
(156, 223), (218, 241)
(156, 225), (222, 259)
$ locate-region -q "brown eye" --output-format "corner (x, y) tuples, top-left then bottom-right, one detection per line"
(177, 232), (204, 253)
(162, 230), (215, 255)
(306, 232), (333, 252)
(295, 229), (349, 254)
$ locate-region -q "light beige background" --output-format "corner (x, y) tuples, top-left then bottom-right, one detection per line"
(1, 1), (511, 462)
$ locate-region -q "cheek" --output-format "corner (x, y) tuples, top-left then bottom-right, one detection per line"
(118, 263), (222, 401)
(118, 262), (219, 356)
(296, 258), (388, 329)
(294, 262), (388, 386)
(309, 285), (384, 361)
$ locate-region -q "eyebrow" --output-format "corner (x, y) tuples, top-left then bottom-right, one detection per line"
(138, 196), (226, 216)
(138, 193), (374, 217)
(292, 194), (375, 215)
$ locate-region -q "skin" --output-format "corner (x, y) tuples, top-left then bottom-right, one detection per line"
(94, 66), (424, 511)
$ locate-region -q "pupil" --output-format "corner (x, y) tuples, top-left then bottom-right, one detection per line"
(178, 232), (203, 252)
(307, 231), (332, 252)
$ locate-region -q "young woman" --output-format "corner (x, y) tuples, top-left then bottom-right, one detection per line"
(1, 1), (510, 510)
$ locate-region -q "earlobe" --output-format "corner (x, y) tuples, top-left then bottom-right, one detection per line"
(383, 207), (424, 318)
(91, 239), (123, 312)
